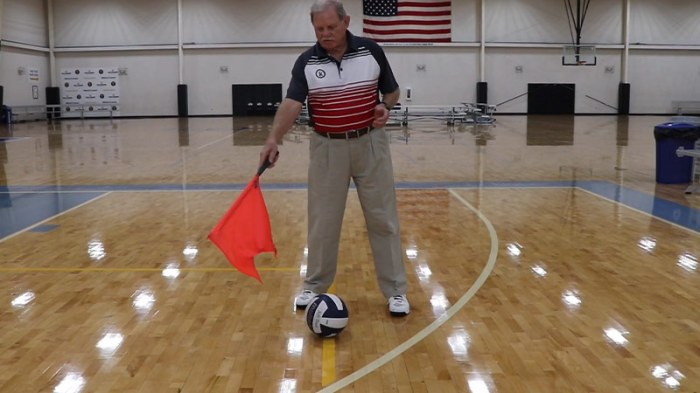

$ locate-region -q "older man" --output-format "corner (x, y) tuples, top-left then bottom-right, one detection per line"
(259, 0), (409, 316)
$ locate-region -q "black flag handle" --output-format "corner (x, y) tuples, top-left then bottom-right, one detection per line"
(257, 152), (279, 176)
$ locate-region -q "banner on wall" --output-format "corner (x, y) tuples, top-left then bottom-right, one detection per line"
(59, 67), (120, 117)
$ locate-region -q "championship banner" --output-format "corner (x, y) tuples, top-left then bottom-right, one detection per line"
(59, 67), (120, 118)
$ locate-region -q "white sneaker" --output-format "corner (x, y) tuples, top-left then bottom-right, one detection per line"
(388, 295), (410, 316)
(295, 290), (319, 309)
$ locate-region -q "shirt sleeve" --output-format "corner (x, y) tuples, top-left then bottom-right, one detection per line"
(368, 41), (399, 95)
(285, 54), (309, 103)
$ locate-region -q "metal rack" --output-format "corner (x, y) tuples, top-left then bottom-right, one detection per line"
(389, 103), (496, 126)
(676, 139), (700, 194)
(297, 102), (496, 127)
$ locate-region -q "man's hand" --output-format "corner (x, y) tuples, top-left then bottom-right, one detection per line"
(256, 98), (303, 170)
(372, 103), (391, 128)
(259, 140), (280, 169)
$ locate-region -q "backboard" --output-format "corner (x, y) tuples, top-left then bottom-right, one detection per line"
(562, 45), (597, 66)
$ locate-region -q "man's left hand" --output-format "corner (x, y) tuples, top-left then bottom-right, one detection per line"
(372, 104), (391, 128)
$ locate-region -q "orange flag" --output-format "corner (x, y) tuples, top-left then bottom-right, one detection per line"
(208, 174), (277, 283)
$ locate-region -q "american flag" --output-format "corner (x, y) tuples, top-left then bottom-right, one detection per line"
(363, 0), (451, 43)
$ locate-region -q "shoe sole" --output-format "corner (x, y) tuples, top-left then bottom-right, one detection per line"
(390, 310), (409, 317)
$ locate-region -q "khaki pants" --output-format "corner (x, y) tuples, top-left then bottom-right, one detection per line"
(305, 128), (407, 298)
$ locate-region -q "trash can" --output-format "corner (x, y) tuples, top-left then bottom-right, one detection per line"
(1, 105), (11, 125)
(654, 122), (700, 184)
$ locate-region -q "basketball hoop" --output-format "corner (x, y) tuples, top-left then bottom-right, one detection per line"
(562, 45), (597, 66)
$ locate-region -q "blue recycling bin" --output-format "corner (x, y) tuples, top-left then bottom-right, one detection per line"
(654, 122), (700, 184)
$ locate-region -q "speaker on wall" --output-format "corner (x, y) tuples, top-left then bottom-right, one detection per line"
(46, 87), (61, 119)
(178, 84), (188, 117)
(618, 83), (630, 115)
(46, 87), (60, 105)
(476, 82), (488, 104)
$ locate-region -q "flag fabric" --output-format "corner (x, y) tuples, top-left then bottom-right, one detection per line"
(363, 0), (452, 43)
(208, 175), (276, 283)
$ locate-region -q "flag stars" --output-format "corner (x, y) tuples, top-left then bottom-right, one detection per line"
(364, 0), (398, 17)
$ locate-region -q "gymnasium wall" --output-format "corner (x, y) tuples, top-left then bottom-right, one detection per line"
(2, 0), (47, 46)
(1, 0), (699, 116)
(0, 0), (49, 107)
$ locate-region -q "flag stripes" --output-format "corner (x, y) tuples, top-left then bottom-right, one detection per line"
(363, 0), (452, 43)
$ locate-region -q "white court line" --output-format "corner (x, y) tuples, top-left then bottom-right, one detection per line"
(318, 188), (499, 393)
(194, 134), (234, 151)
(0, 192), (111, 243)
(576, 187), (700, 236)
(0, 190), (113, 194)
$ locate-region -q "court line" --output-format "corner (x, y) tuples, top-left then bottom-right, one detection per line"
(317, 188), (499, 393)
(322, 339), (337, 386)
(0, 192), (111, 243)
(322, 283), (338, 386)
(576, 186), (700, 235)
(0, 267), (299, 273)
(193, 133), (235, 152)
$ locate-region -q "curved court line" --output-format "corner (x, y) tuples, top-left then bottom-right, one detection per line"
(317, 188), (499, 393)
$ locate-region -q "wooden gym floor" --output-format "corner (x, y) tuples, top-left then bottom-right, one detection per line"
(0, 115), (698, 393)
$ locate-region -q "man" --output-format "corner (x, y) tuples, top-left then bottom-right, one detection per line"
(258, 0), (409, 316)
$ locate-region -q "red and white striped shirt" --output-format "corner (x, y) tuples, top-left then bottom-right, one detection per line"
(286, 32), (399, 133)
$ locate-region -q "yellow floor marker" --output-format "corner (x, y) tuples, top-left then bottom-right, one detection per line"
(321, 284), (337, 386)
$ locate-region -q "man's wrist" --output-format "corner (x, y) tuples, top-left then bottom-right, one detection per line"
(380, 101), (392, 110)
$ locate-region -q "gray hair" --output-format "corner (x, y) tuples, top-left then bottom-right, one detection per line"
(310, 0), (347, 22)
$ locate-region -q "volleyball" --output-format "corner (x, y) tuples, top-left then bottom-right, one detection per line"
(305, 293), (349, 338)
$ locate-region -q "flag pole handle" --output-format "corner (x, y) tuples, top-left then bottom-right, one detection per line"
(257, 152), (279, 176)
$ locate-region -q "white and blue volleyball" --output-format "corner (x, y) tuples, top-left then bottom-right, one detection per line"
(305, 293), (349, 338)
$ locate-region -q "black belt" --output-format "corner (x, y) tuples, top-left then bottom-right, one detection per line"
(314, 126), (373, 139)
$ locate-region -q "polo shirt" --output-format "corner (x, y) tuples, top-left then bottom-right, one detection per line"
(286, 31), (399, 133)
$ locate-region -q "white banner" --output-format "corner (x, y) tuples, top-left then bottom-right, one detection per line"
(59, 67), (120, 117)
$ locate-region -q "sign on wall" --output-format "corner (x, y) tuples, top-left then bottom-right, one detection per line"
(28, 68), (40, 82)
(59, 67), (120, 117)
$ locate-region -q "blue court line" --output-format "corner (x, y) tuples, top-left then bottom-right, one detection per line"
(0, 191), (106, 239)
(0, 180), (570, 193)
(30, 224), (60, 233)
(0, 137), (30, 143)
(575, 181), (699, 233)
(1, 181), (698, 239)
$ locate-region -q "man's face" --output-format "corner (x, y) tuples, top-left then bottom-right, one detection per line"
(311, 7), (349, 54)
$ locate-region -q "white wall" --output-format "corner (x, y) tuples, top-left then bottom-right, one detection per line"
(1, 0), (700, 115)
(2, 0), (47, 46)
(55, 51), (179, 116)
(182, 0), (314, 44)
(385, 47), (480, 106)
(184, 48), (303, 115)
(630, 0), (700, 45)
(53, 0), (177, 47)
(485, 47), (624, 114)
(486, 0), (622, 44)
(628, 50), (700, 114)
(0, 47), (50, 106)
